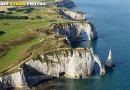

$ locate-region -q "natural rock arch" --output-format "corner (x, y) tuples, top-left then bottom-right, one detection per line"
(54, 22), (98, 41)
(89, 48), (105, 76)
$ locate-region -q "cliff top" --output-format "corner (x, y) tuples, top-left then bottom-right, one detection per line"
(0, 0), (94, 76)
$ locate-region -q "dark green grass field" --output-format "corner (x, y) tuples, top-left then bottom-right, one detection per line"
(0, 0), (58, 73)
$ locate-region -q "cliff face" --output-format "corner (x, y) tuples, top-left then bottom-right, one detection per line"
(58, 9), (86, 20)
(0, 71), (27, 89)
(56, 0), (75, 8)
(0, 48), (105, 89)
(53, 22), (98, 40)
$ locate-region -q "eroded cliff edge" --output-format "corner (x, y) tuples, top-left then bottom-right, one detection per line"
(52, 22), (98, 40)
(0, 0), (107, 89)
(58, 9), (86, 20)
(0, 48), (105, 89)
(0, 22), (99, 89)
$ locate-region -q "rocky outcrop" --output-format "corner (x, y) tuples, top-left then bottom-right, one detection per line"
(55, 0), (75, 8)
(58, 9), (86, 20)
(105, 50), (115, 68)
(53, 22), (98, 40)
(0, 71), (27, 89)
(0, 48), (105, 89)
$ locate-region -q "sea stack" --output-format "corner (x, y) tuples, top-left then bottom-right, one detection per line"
(105, 49), (115, 69)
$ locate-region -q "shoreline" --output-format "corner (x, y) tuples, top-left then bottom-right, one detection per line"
(0, 0), (104, 89)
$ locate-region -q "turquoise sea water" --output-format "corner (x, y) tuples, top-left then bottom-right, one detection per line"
(65, 0), (130, 89)
(69, 0), (130, 90)
(36, 0), (130, 90)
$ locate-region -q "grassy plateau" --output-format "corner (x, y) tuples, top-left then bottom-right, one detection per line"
(0, 0), (71, 75)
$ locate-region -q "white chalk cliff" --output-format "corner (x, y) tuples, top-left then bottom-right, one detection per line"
(0, 71), (27, 88)
(105, 49), (115, 68)
(0, 48), (105, 89)
(58, 9), (86, 20)
(54, 22), (98, 40)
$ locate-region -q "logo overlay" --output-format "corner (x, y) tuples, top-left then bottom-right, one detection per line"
(0, 1), (46, 6)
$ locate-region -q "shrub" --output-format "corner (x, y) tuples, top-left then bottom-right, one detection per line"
(15, 9), (24, 12)
(0, 31), (5, 35)
(5, 12), (12, 14)
(31, 18), (35, 20)
(7, 7), (16, 11)
(36, 16), (42, 19)
(24, 10), (32, 13)
(4, 23), (9, 25)
(0, 11), (5, 13)
(0, 15), (28, 19)
(49, 19), (57, 22)
(20, 16), (28, 19)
